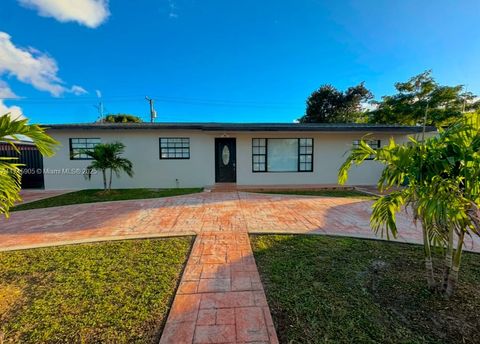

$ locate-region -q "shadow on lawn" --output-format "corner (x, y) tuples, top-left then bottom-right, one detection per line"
(250, 234), (480, 344)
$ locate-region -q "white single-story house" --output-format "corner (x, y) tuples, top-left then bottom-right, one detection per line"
(41, 122), (436, 190)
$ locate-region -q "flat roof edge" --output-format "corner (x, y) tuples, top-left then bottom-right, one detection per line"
(43, 123), (437, 133)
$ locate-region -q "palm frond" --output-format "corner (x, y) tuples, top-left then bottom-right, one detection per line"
(0, 114), (58, 156)
(0, 159), (23, 217)
(0, 113), (59, 217)
(370, 191), (407, 239)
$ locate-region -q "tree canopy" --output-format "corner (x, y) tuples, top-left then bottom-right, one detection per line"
(102, 114), (142, 123)
(338, 114), (480, 296)
(299, 83), (373, 123)
(368, 70), (480, 126)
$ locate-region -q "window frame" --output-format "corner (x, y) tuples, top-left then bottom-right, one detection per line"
(352, 139), (381, 160)
(159, 137), (190, 160)
(251, 138), (314, 173)
(252, 138), (267, 172)
(69, 138), (101, 160)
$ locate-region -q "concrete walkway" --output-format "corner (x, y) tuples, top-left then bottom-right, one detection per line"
(2, 191), (479, 252)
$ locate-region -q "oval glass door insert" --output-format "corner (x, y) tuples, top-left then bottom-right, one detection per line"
(222, 145), (230, 165)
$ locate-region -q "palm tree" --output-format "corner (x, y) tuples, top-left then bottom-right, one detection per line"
(0, 114), (58, 217)
(338, 116), (480, 296)
(84, 142), (133, 192)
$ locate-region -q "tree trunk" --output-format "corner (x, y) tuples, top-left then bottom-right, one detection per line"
(422, 222), (437, 289)
(108, 168), (113, 191)
(102, 169), (107, 191)
(446, 230), (465, 297)
(442, 226), (454, 293)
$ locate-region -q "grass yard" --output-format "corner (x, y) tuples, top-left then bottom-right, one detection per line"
(257, 189), (376, 199)
(13, 188), (203, 211)
(251, 234), (480, 344)
(0, 237), (193, 343)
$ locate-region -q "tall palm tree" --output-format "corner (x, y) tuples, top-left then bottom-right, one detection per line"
(338, 116), (480, 296)
(0, 114), (58, 217)
(84, 142), (133, 192)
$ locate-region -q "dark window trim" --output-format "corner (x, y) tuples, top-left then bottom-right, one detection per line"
(69, 138), (101, 160)
(298, 138), (314, 172)
(353, 139), (381, 160)
(159, 137), (190, 160)
(251, 138), (314, 173)
(252, 138), (267, 172)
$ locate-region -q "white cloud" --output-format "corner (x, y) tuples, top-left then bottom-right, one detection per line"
(0, 81), (19, 100)
(70, 85), (88, 95)
(0, 101), (24, 120)
(95, 89), (102, 98)
(0, 32), (86, 97)
(168, 0), (178, 18)
(18, 0), (110, 28)
(0, 83), (24, 120)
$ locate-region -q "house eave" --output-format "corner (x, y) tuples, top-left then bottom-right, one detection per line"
(43, 122), (436, 134)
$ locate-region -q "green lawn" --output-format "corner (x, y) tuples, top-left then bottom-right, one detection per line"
(13, 188), (203, 211)
(0, 237), (193, 343)
(257, 189), (376, 199)
(251, 234), (480, 344)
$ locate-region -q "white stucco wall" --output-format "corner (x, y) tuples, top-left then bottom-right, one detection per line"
(44, 129), (215, 190)
(43, 128), (421, 190)
(234, 131), (416, 186)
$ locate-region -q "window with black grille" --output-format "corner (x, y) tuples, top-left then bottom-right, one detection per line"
(252, 138), (313, 172)
(298, 138), (313, 171)
(69, 138), (101, 160)
(352, 139), (381, 160)
(252, 138), (267, 172)
(159, 138), (190, 159)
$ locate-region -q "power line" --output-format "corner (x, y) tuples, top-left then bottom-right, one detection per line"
(0, 94), (299, 108)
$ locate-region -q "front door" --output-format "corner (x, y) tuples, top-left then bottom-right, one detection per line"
(215, 138), (236, 182)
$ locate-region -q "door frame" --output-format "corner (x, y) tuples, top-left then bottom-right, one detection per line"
(214, 138), (237, 183)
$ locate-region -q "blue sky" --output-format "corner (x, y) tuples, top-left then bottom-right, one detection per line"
(1, 0), (480, 124)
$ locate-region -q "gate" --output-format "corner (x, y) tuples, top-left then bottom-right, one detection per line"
(0, 142), (44, 189)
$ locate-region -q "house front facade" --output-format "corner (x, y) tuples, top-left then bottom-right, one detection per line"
(42, 122), (436, 190)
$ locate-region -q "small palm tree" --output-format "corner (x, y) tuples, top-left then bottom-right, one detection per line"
(338, 115), (480, 296)
(84, 142), (133, 192)
(0, 114), (58, 217)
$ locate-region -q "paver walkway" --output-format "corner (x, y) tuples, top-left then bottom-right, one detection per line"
(160, 232), (278, 344)
(18, 189), (72, 204)
(1, 191), (479, 252)
(1, 191), (480, 343)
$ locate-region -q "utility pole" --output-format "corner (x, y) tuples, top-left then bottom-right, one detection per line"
(145, 96), (157, 123)
(94, 100), (104, 123)
(94, 90), (104, 123)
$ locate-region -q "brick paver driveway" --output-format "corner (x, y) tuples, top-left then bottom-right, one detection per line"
(0, 191), (432, 250)
(2, 191), (479, 343)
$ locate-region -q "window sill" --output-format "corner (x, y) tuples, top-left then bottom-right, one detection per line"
(252, 170), (313, 173)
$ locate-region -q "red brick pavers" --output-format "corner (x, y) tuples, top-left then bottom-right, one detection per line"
(18, 190), (72, 205)
(160, 232), (278, 344)
(1, 191), (479, 252)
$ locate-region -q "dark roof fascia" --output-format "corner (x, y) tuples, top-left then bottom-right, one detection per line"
(43, 123), (437, 133)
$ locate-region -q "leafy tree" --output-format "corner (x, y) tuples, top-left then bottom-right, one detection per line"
(84, 142), (134, 192)
(0, 114), (58, 217)
(369, 70), (479, 126)
(338, 114), (480, 296)
(103, 114), (142, 123)
(299, 83), (373, 123)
